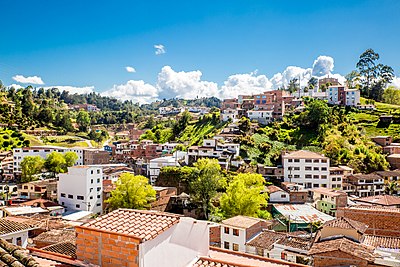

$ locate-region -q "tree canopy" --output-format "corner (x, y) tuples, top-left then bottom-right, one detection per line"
(106, 173), (156, 210)
(20, 156), (45, 182)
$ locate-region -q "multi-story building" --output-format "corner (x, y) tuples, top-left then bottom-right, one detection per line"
(221, 108), (240, 122)
(267, 185), (290, 203)
(186, 139), (240, 169)
(329, 165), (353, 189)
(318, 77), (340, 88)
(17, 179), (57, 201)
(342, 173), (384, 197)
(376, 170), (400, 195)
(83, 148), (110, 165)
(148, 152), (185, 185)
(58, 166), (103, 214)
(309, 187), (348, 216)
(282, 150), (330, 189)
(13, 146), (84, 175)
(327, 86), (360, 106)
(0, 151), (14, 181)
(220, 215), (272, 253)
(246, 110), (273, 124)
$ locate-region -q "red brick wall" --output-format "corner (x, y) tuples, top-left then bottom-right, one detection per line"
(289, 191), (307, 204)
(336, 207), (400, 237)
(245, 221), (271, 241)
(76, 227), (140, 267)
(209, 225), (221, 247)
(312, 251), (372, 267)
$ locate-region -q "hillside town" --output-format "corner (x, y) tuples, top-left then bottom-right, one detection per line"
(0, 70), (400, 267)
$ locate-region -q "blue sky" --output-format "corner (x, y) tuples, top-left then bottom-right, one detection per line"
(1, 0), (400, 102)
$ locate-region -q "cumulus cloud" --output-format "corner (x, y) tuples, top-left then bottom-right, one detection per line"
(43, 86), (95, 94)
(125, 66), (136, 73)
(102, 80), (158, 104)
(8, 84), (24, 89)
(154, 44), (166, 55)
(157, 66), (219, 99)
(270, 66), (313, 89)
(390, 77), (400, 88)
(12, 75), (44, 85)
(312, 56), (334, 76)
(219, 71), (273, 99)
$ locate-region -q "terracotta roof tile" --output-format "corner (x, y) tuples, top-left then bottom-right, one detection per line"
(33, 229), (76, 245)
(266, 186), (284, 194)
(354, 195), (400, 206)
(81, 209), (180, 241)
(41, 241), (77, 258)
(362, 234), (400, 249)
(323, 217), (368, 233)
(246, 231), (287, 250)
(0, 218), (34, 235)
(0, 238), (40, 266)
(308, 237), (376, 262)
(275, 236), (310, 251)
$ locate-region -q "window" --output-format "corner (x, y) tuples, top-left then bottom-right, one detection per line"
(313, 167), (319, 171)
(332, 178), (336, 181)
(76, 204), (80, 208)
(97, 195), (101, 199)
(305, 159), (312, 163)
(61, 202), (64, 205)
(294, 167), (300, 171)
(97, 169), (100, 174)
(281, 252), (287, 260)
(90, 196), (93, 200)
(91, 170), (94, 174)
(321, 167), (327, 171)
(61, 193), (66, 197)
(313, 159), (319, 163)
(16, 237), (22, 246)
(337, 178), (341, 181)
(97, 178), (100, 183)
(77, 195), (84, 200)
(321, 159), (327, 163)
(288, 159), (293, 162)
(294, 175), (300, 178)
(224, 227), (229, 234)
(91, 179), (93, 184)
(68, 194), (73, 199)
(232, 243), (239, 251)
(294, 159), (300, 163)
(233, 229), (239, 236)
(305, 174), (312, 178)
(281, 194), (286, 198)
(313, 175), (319, 179)
(305, 166), (312, 171)
(321, 175), (327, 179)
(256, 247), (264, 256)
(96, 203), (101, 207)
(97, 187), (101, 192)
(224, 242), (229, 249)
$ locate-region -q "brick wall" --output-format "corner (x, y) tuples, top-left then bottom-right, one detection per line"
(289, 191), (307, 204)
(245, 221), (271, 241)
(75, 226), (140, 267)
(312, 251), (375, 267)
(209, 225), (221, 247)
(336, 207), (400, 237)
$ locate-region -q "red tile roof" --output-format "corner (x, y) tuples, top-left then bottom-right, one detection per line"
(0, 218), (34, 235)
(354, 194), (400, 206)
(362, 234), (400, 249)
(266, 186), (284, 194)
(80, 209), (180, 241)
(308, 237), (376, 262)
(323, 217), (368, 233)
(222, 216), (270, 229)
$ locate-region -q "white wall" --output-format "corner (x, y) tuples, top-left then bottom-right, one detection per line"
(139, 217), (209, 267)
(220, 226), (246, 252)
(58, 166), (102, 214)
(269, 191), (290, 203)
(0, 230), (29, 248)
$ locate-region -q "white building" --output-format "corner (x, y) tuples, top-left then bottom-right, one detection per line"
(0, 218), (35, 248)
(58, 166), (103, 214)
(221, 109), (240, 122)
(147, 152), (186, 185)
(267, 185), (290, 203)
(13, 146), (84, 174)
(328, 86), (360, 106)
(247, 110), (273, 124)
(282, 150), (331, 189)
(345, 89), (360, 106)
(220, 215), (271, 253)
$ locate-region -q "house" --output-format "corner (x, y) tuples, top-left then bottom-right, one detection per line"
(1, 206), (49, 217)
(58, 166), (103, 214)
(75, 209), (209, 267)
(267, 185), (290, 203)
(372, 136), (393, 147)
(148, 153), (185, 185)
(342, 173), (384, 197)
(387, 154), (400, 169)
(309, 187), (348, 216)
(220, 108), (240, 122)
(103, 165), (135, 182)
(246, 230), (311, 264)
(327, 85), (360, 106)
(0, 218), (35, 247)
(282, 150), (330, 189)
(0, 151), (14, 181)
(329, 165), (354, 190)
(17, 179), (58, 201)
(32, 229), (76, 249)
(272, 204), (334, 232)
(257, 165), (284, 181)
(375, 170), (400, 194)
(151, 186), (177, 212)
(82, 148), (110, 165)
(20, 198), (65, 216)
(353, 194), (400, 208)
(280, 182), (308, 204)
(336, 205), (400, 237)
(247, 109), (274, 124)
(220, 215), (272, 253)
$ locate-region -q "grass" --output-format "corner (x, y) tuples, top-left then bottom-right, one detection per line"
(22, 134), (43, 146)
(178, 120), (227, 146)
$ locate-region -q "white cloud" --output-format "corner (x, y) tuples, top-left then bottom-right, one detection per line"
(125, 66), (136, 73)
(270, 66), (312, 89)
(12, 75), (44, 85)
(156, 66), (219, 99)
(8, 84), (24, 89)
(43, 86), (95, 94)
(154, 44), (166, 55)
(102, 80), (158, 104)
(219, 71), (273, 99)
(312, 56), (334, 76)
(390, 77), (400, 88)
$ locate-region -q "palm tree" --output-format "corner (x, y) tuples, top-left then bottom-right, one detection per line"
(384, 181), (398, 195)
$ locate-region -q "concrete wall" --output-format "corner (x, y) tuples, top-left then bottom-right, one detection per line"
(0, 230), (29, 248)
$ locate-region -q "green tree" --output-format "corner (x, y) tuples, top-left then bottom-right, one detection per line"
(345, 70), (360, 89)
(287, 78), (300, 94)
(190, 158), (222, 219)
(356, 48), (380, 97)
(20, 156), (45, 182)
(238, 117), (251, 135)
(106, 173), (156, 210)
(307, 77), (318, 91)
(383, 86), (400, 105)
(76, 110), (91, 132)
(64, 151), (78, 168)
(219, 173), (269, 218)
(385, 181), (398, 195)
(44, 151), (67, 174)
(306, 100), (330, 128)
